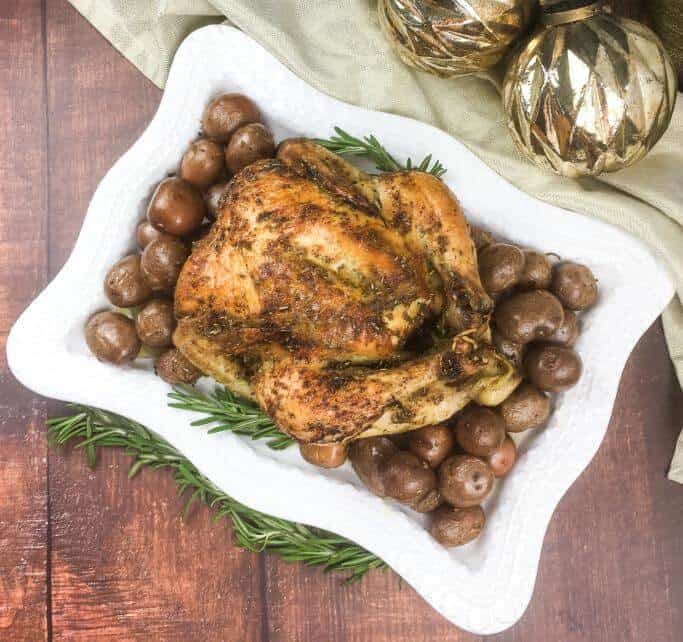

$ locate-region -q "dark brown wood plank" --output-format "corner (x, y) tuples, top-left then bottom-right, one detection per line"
(0, 384), (49, 640)
(0, 5), (48, 362)
(0, 0), (49, 639)
(261, 559), (480, 642)
(48, 447), (265, 640)
(44, 2), (265, 640)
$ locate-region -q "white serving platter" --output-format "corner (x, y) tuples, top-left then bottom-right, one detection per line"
(7, 25), (674, 634)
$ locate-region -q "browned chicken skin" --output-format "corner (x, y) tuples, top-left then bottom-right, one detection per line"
(174, 140), (519, 443)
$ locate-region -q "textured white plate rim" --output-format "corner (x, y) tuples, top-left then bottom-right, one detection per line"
(7, 25), (675, 634)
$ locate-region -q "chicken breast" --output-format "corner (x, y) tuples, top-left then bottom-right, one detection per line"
(175, 159), (438, 362)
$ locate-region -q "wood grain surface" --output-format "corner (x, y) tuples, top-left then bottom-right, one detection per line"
(1, 0), (681, 640)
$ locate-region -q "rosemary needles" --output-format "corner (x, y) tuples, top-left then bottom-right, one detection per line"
(47, 405), (385, 581)
(316, 127), (447, 178)
(168, 385), (295, 450)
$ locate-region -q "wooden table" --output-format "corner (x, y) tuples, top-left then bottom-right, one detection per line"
(2, 1), (682, 640)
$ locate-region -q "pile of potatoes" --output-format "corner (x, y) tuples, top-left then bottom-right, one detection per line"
(84, 94), (276, 381)
(477, 230), (596, 394)
(341, 228), (598, 548)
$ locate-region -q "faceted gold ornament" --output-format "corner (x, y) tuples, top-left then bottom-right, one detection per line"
(378, 0), (537, 77)
(503, 5), (678, 177)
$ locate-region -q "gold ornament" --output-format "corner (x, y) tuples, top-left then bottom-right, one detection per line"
(378, 0), (537, 77)
(503, 1), (678, 177)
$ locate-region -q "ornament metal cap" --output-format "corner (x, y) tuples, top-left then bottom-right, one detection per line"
(539, 0), (603, 26)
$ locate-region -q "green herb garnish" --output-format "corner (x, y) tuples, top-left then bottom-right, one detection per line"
(316, 127), (447, 178)
(168, 385), (294, 450)
(47, 405), (384, 582)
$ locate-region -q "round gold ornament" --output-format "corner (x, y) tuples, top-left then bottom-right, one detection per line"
(503, 0), (678, 177)
(378, 0), (537, 77)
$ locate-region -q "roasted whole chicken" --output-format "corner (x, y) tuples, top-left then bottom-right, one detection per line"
(174, 139), (520, 444)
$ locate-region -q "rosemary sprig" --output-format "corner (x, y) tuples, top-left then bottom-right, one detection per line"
(316, 127), (447, 178)
(47, 405), (385, 581)
(168, 385), (295, 450)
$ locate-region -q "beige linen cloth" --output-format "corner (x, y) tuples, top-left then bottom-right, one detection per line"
(68, 0), (683, 482)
